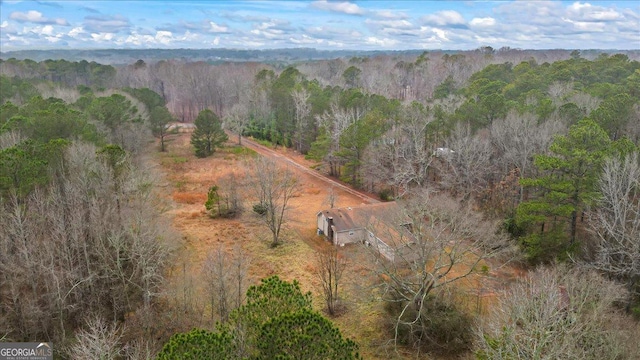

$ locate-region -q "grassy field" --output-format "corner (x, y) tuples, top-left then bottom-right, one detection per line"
(153, 133), (508, 359)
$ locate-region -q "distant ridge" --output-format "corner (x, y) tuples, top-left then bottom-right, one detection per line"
(1, 48), (637, 66)
(0, 48), (426, 65)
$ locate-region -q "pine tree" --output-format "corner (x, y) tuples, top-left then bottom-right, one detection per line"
(191, 109), (227, 158)
(516, 119), (613, 261)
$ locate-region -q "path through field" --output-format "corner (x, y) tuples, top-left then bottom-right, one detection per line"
(156, 132), (400, 358)
(156, 132), (521, 359)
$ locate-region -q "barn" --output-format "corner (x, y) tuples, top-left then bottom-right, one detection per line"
(316, 202), (404, 251)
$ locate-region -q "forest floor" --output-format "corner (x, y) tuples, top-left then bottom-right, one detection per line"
(153, 131), (522, 359)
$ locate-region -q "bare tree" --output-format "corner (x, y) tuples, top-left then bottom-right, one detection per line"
(0, 131), (24, 150)
(247, 157), (300, 247)
(547, 81), (574, 105)
(624, 104), (640, 144)
(316, 102), (361, 177)
(439, 124), (493, 200)
(589, 152), (640, 290)
(314, 247), (347, 315)
(224, 101), (250, 145)
(368, 190), (510, 351)
(324, 186), (338, 209)
(476, 266), (640, 359)
(292, 88), (311, 153)
(361, 106), (434, 197)
(568, 92), (602, 116)
(67, 316), (124, 360)
(123, 339), (158, 360)
(205, 173), (244, 218)
(0, 142), (172, 343)
(202, 247), (231, 322)
(201, 244), (250, 323)
(490, 111), (566, 201)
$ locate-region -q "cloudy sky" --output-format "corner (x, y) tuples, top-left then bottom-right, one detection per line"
(0, 0), (638, 51)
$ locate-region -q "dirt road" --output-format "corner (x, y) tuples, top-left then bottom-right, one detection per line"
(237, 135), (380, 205)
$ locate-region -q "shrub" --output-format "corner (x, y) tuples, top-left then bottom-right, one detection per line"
(383, 291), (474, 356)
(252, 202), (267, 215)
(378, 188), (394, 202)
(204, 181), (242, 219)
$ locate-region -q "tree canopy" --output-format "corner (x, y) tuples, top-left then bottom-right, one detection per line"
(156, 276), (361, 359)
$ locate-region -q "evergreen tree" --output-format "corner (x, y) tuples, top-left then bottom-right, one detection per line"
(156, 328), (237, 360)
(191, 109), (228, 158)
(149, 106), (175, 152)
(157, 276), (361, 359)
(515, 119), (613, 261)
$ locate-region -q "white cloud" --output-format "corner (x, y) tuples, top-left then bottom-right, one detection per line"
(68, 27), (85, 38)
(422, 10), (465, 27)
(45, 35), (62, 43)
(9, 10), (69, 25)
(365, 36), (398, 47)
(212, 36), (220, 45)
(470, 17), (496, 27)
(563, 18), (606, 31)
(372, 10), (409, 20)
(1, 21), (8, 28)
(568, 2), (622, 21)
(290, 34), (322, 45)
(90, 32), (115, 42)
(124, 32), (154, 46)
(41, 25), (54, 35)
(432, 28), (449, 41)
(311, 1), (364, 15)
(155, 30), (173, 45)
(122, 30), (201, 47)
(365, 19), (414, 29)
(209, 21), (228, 33)
(84, 15), (130, 33)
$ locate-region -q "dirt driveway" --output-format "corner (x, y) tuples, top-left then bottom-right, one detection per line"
(156, 132), (516, 359)
(156, 132), (398, 357)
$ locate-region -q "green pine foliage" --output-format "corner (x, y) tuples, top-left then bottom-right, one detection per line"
(0, 140), (52, 198)
(191, 109), (228, 158)
(256, 308), (360, 360)
(157, 328), (237, 360)
(204, 184), (240, 218)
(515, 119), (635, 262)
(87, 94), (139, 135)
(157, 276), (361, 360)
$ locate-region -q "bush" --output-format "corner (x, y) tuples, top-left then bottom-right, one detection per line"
(205, 183), (242, 219)
(383, 292), (474, 356)
(378, 188), (394, 202)
(253, 202), (267, 215)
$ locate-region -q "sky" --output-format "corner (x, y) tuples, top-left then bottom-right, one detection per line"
(0, 0), (638, 51)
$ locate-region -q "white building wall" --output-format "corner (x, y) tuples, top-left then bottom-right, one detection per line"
(335, 229), (365, 246)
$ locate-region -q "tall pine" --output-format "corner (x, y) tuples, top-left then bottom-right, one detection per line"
(191, 109), (227, 158)
(516, 119), (612, 262)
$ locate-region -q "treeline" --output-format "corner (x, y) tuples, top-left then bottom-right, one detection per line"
(0, 82), (175, 356)
(5, 48), (630, 123)
(1, 50), (639, 358)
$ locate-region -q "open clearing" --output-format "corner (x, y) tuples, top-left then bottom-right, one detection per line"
(154, 132), (516, 359)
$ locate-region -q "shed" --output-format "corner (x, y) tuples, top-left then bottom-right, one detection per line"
(316, 202), (401, 247)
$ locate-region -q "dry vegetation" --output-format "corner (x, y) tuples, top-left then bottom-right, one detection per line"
(154, 132), (518, 359)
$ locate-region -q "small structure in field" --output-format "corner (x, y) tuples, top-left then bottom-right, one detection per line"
(317, 202), (412, 261)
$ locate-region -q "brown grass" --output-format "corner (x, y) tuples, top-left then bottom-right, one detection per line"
(152, 133), (519, 360)
(172, 191), (207, 204)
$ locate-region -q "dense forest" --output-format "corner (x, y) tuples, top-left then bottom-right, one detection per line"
(1, 48), (639, 358)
